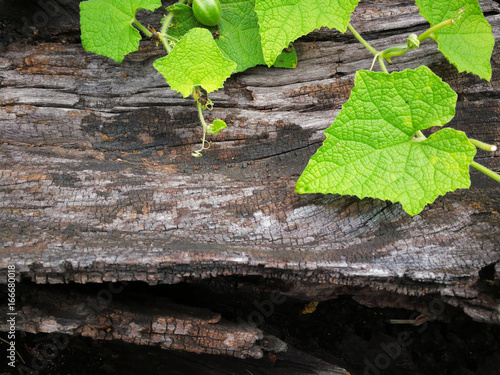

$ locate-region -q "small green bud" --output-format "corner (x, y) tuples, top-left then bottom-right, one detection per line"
(407, 34), (420, 49)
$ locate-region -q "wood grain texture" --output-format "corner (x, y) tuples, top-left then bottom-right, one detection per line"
(1, 0), (499, 325)
(0, 283), (267, 359)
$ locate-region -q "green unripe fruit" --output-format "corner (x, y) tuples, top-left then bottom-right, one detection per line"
(192, 0), (221, 27)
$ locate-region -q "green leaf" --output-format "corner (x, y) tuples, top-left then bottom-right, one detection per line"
(255, 0), (360, 66)
(272, 44), (298, 69)
(415, 0), (494, 81)
(153, 28), (237, 97)
(166, 3), (212, 40)
(216, 0), (265, 72)
(296, 66), (477, 216)
(167, 0), (265, 73)
(207, 119), (227, 134)
(80, 0), (162, 63)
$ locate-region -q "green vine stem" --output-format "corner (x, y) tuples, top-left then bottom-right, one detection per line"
(159, 0), (191, 53)
(160, 13), (175, 53)
(377, 54), (388, 73)
(471, 161), (500, 183)
(469, 138), (498, 152)
(192, 86), (211, 157)
(347, 23), (378, 56)
(133, 19), (152, 37)
(159, 0), (213, 157)
(382, 19), (454, 61)
(418, 18), (454, 42)
(349, 19), (454, 71)
(347, 23), (390, 73)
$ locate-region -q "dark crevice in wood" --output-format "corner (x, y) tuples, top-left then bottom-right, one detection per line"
(2, 279), (500, 374)
(479, 262), (497, 283)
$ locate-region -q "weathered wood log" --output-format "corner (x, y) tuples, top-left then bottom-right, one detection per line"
(0, 283), (351, 374)
(1, 0), (499, 365)
(0, 283), (267, 359)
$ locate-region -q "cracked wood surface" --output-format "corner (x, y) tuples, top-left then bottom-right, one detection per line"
(0, 283), (350, 373)
(0, 283), (266, 359)
(1, 0), (500, 324)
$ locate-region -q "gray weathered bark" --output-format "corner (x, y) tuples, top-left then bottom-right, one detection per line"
(0, 283), (268, 359)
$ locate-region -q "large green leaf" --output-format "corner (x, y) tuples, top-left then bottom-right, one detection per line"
(80, 0), (162, 63)
(416, 0), (494, 80)
(296, 66), (477, 216)
(153, 28), (237, 97)
(166, 0), (265, 73)
(255, 0), (360, 66)
(216, 0), (265, 72)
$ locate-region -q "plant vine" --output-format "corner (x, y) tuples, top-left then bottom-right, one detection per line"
(79, 0), (499, 216)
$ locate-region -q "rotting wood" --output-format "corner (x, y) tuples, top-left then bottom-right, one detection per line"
(0, 282), (351, 374)
(0, 283), (267, 359)
(0, 0), (499, 352)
